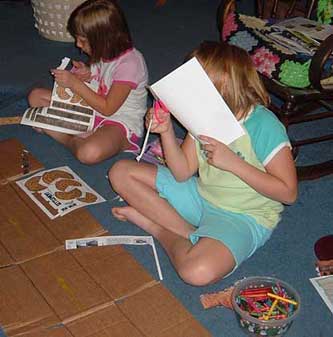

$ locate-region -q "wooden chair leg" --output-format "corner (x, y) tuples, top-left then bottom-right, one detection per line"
(297, 160), (333, 180)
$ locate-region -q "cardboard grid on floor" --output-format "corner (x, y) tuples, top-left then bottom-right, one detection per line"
(0, 138), (211, 337)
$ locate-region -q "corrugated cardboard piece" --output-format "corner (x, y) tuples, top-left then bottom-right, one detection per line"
(0, 138), (44, 184)
(0, 138), (211, 337)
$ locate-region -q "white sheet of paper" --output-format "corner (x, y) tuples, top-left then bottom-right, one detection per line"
(149, 57), (244, 145)
(310, 275), (333, 315)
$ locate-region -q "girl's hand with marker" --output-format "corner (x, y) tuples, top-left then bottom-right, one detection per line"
(146, 104), (170, 134)
(199, 135), (242, 172)
(71, 60), (91, 82)
(51, 68), (79, 90)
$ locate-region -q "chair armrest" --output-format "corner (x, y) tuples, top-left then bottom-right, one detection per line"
(309, 34), (333, 91)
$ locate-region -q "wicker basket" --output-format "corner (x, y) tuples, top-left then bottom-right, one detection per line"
(31, 0), (84, 42)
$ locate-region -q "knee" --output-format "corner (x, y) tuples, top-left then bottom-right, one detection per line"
(27, 88), (47, 107)
(178, 261), (225, 286)
(27, 88), (39, 106)
(75, 143), (103, 165)
(108, 159), (134, 191)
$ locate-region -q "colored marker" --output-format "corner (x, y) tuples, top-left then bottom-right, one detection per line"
(263, 299), (278, 321)
(267, 293), (298, 306)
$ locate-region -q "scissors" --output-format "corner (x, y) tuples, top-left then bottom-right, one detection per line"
(153, 100), (169, 124)
(137, 99), (169, 162)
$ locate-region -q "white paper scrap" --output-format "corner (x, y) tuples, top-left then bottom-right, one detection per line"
(149, 57), (244, 145)
(310, 275), (333, 315)
(65, 235), (163, 280)
(57, 57), (71, 70)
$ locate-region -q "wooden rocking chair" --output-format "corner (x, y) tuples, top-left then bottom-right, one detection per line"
(217, 0), (333, 180)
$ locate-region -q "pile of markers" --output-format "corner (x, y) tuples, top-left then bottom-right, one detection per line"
(235, 284), (298, 321)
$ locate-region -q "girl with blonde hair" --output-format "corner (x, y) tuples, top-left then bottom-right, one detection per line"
(109, 41), (297, 286)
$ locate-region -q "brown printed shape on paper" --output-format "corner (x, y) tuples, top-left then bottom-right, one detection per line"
(42, 170), (74, 185)
(24, 176), (47, 192)
(80, 99), (89, 107)
(78, 192), (98, 203)
(69, 93), (82, 104)
(55, 179), (82, 191)
(56, 86), (71, 100)
(55, 188), (82, 200)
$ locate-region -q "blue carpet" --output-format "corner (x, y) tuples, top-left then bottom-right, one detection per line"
(1, 1), (332, 337)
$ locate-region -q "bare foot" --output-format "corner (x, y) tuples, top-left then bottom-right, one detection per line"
(111, 206), (162, 236)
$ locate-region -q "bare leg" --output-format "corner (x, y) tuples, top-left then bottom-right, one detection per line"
(109, 160), (195, 238)
(28, 87), (52, 107)
(156, 230), (236, 286)
(112, 205), (235, 286)
(27, 88), (71, 139)
(27, 88), (52, 133)
(109, 160), (236, 285)
(41, 124), (131, 164)
(28, 87), (132, 164)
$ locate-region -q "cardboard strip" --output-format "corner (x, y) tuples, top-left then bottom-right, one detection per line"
(0, 116), (22, 125)
(0, 138), (44, 184)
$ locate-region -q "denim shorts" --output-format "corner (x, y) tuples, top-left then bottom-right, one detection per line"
(155, 165), (272, 271)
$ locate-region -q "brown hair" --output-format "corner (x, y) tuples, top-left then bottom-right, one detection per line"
(67, 0), (132, 63)
(186, 41), (270, 119)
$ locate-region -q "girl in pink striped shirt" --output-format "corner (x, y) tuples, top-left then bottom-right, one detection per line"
(28, 0), (148, 164)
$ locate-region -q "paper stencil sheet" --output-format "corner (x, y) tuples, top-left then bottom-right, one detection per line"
(21, 57), (96, 135)
(16, 166), (105, 219)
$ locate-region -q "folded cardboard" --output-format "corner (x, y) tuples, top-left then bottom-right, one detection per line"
(0, 138), (211, 337)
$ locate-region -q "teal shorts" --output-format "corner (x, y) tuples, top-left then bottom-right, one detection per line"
(156, 165), (272, 272)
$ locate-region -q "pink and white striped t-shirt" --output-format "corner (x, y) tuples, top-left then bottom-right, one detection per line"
(90, 48), (148, 137)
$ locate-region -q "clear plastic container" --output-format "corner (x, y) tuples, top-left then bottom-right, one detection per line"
(231, 276), (301, 336)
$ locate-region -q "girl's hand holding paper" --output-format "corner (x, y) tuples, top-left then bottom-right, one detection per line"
(51, 69), (78, 90)
(199, 135), (241, 172)
(71, 60), (91, 82)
